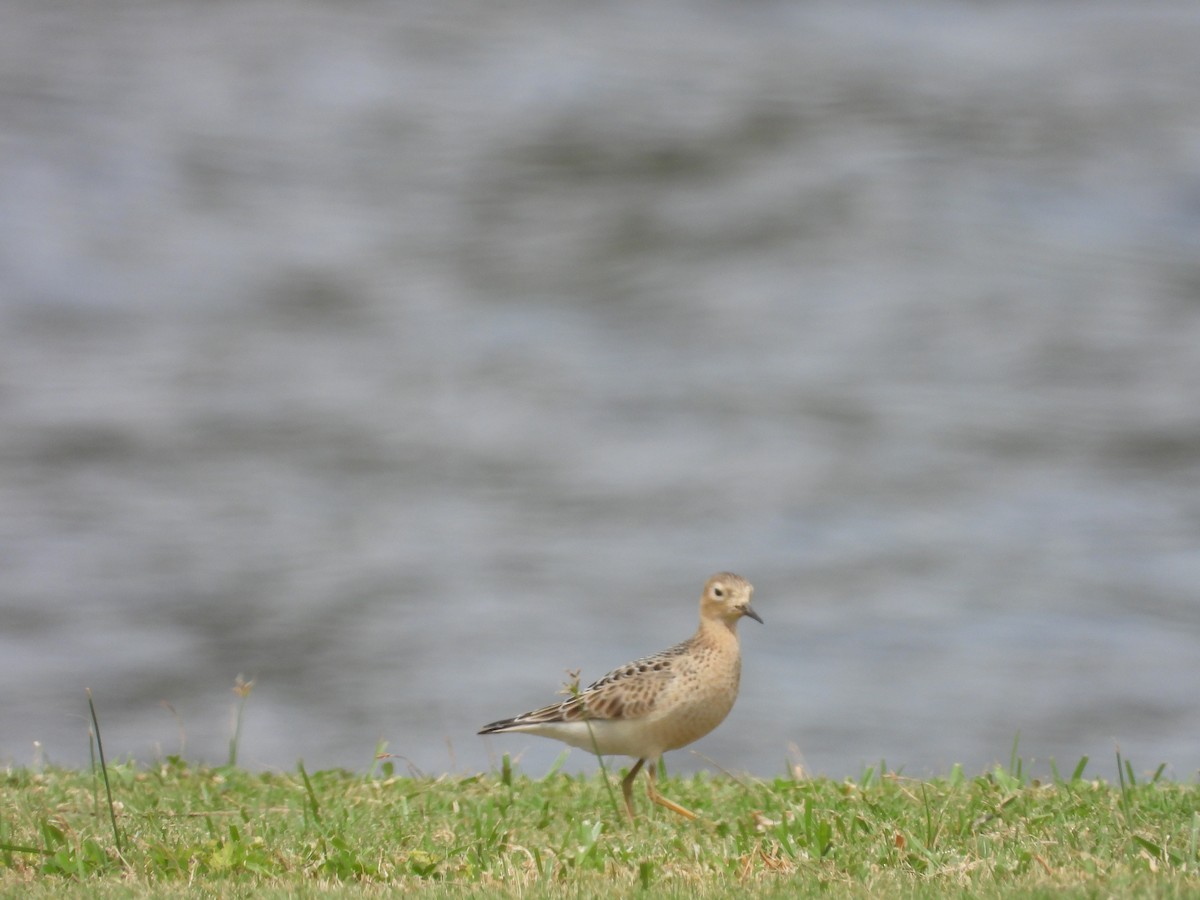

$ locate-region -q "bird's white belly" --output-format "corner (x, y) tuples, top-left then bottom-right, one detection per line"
(521, 718), (666, 758)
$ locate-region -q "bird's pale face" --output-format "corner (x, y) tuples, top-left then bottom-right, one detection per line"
(702, 572), (762, 625)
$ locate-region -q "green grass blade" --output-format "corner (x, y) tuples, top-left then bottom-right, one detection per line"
(85, 688), (123, 855)
(543, 749), (570, 779)
(297, 760), (323, 825)
(1071, 755), (1089, 781)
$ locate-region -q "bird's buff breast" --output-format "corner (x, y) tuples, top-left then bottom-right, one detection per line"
(653, 648), (741, 751)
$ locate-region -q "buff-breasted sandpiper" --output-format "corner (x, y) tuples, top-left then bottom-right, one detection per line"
(478, 572), (761, 820)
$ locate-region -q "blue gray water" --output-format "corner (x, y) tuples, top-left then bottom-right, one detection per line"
(2, 1), (1199, 781)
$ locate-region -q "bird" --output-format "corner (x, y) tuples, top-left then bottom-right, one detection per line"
(478, 572), (761, 820)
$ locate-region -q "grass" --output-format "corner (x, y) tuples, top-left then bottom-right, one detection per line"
(2, 750), (1198, 897)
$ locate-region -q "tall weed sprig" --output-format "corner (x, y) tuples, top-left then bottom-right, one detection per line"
(228, 675), (255, 767)
(563, 669), (622, 821)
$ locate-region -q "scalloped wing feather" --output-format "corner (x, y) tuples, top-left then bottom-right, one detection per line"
(480, 639), (692, 731)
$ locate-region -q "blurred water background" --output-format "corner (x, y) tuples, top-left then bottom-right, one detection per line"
(2, 1), (1199, 781)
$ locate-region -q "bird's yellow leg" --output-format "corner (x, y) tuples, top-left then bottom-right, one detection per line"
(621, 758), (646, 820)
(646, 758), (698, 819)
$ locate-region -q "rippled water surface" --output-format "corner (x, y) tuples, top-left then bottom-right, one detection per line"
(2, 1), (1199, 779)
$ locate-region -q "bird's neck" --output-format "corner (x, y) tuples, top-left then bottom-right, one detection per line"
(695, 615), (741, 649)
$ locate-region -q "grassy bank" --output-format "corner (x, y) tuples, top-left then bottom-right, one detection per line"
(2, 753), (1198, 897)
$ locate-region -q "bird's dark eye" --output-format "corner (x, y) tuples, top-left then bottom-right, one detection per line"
(713, 587), (725, 598)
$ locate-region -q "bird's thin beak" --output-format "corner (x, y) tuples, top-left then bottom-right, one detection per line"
(741, 604), (763, 624)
